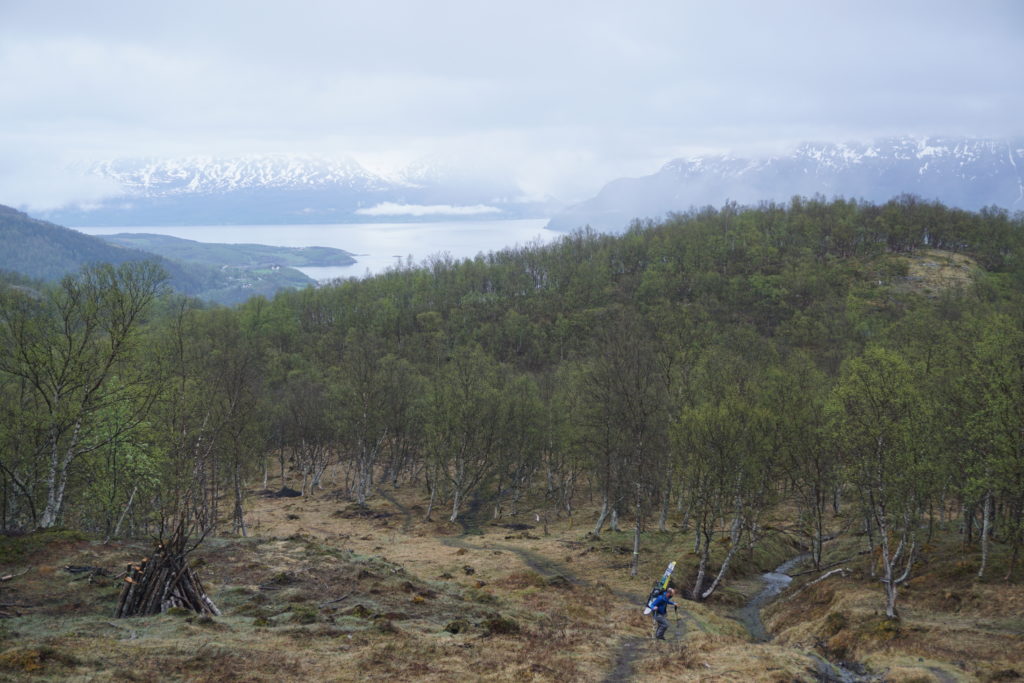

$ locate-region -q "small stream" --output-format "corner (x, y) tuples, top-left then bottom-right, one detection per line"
(736, 555), (882, 682)
(734, 553), (809, 642)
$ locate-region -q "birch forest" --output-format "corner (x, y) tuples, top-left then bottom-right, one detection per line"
(2, 195), (1023, 620)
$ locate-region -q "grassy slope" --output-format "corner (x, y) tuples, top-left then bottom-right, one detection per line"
(4, 472), (1018, 682)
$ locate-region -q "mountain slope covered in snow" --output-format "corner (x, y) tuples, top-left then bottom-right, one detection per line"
(547, 137), (1024, 232)
(40, 155), (559, 227)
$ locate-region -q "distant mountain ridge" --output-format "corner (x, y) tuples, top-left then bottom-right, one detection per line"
(547, 137), (1024, 232)
(38, 154), (560, 227)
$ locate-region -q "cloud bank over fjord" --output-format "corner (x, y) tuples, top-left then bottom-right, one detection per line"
(355, 203), (502, 217)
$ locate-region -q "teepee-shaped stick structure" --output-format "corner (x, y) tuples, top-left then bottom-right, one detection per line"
(115, 521), (220, 618)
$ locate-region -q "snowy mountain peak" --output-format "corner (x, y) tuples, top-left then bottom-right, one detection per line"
(656, 137), (1023, 182)
(90, 154), (391, 197)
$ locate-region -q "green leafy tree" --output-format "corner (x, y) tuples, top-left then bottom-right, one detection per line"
(964, 314), (1024, 579)
(424, 345), (507, 523)
(765, 352), (832, 568)
(831, 345), (931, 618)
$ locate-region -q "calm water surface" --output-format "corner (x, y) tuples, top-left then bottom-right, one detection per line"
(75, 219), (559, 280)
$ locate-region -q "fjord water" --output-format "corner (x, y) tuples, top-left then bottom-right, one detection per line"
(75, 219), (558, 281)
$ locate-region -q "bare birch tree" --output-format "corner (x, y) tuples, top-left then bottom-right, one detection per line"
(0, 262), (166, 528)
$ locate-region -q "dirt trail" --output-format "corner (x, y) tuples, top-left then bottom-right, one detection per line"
(387, 493), (701, 683)
(925, 666), (959, 683)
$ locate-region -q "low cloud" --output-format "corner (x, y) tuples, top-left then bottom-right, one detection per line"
(355, 202), (501, 217)
(0, 159), (122, 212)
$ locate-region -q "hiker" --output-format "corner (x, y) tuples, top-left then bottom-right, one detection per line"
(648, 587), (676, 640)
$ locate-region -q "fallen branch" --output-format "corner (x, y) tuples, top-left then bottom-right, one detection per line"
(318, 592), (353, 608)
(785, 568), (851, 601)
(789, 552), (868, 578)
(66, 565), (112, 582)
(0, 568), (30, 582)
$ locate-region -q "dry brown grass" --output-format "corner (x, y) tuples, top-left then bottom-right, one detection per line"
(633, 632), (818, 682)
(897, 248), (977, 296)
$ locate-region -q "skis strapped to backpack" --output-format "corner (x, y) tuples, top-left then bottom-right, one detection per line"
(642, 560), (676, 614)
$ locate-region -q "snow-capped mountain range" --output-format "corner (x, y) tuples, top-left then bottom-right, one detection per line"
(42, 154), (559, 227)
(546, 137), (1024, 232)
(89, 155), (397, 196)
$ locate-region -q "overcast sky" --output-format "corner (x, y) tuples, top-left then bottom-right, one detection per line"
(1, 0), (1021, 208)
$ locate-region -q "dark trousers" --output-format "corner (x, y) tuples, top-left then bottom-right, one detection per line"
(652, 612), (669, 639)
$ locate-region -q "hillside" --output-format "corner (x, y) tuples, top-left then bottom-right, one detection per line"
(0, 205), (324, 305)
(0, 204), (174, 282)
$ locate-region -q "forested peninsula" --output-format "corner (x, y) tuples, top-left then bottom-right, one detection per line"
(1, 195), (1023, 680)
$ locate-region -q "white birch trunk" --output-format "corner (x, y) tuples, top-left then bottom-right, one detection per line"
(978, 489), (992, 579)
(592, 495), (609, 536)
(631, 487), (642, 577)
(449, 486), (462, 523)
(700, 508), (744, 600)
(107, 486), (137, 542)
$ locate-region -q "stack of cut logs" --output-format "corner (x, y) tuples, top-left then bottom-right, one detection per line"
(115, 526), (220, 618)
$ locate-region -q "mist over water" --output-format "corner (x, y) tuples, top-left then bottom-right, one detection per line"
(75, 218), (559, 280)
